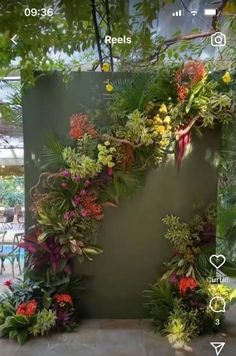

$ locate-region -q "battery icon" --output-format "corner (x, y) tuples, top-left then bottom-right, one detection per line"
(204, 9), (217, 16)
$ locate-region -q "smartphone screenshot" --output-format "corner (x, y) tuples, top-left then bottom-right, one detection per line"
(0, 0), (235, 355)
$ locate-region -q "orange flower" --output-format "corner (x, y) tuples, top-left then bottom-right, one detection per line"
(69, 114), (97, 140)
(175, 61), (206, 102)
(178, 277), (198, 294)
(176, 61), (206, 87)
(54, 293), (73, 305)
(177, 85), (188, 101)
(16, 299), (37, 316)
(79, 192), (103, 220)
(25, 299), (37, 316)
(183, 61), (206, 83)
(16, 303), (26, 315)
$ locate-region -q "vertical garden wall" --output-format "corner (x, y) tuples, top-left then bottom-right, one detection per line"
(22, 72), (220, 318)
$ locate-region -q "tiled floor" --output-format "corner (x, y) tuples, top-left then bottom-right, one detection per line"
(0, 316), (235, 356)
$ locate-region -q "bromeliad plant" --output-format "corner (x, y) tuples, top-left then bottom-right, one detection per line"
(0, 279), (75, 344)
(0, 61), (235, 344)
(145, 206), (236, 346)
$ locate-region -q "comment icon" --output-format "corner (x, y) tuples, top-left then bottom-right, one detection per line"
(209, 296), (226, 313)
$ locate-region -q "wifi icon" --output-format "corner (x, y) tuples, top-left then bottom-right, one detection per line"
(190, 10), (198, 16)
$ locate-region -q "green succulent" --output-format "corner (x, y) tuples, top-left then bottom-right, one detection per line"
(164, 305), (199, 345)
(29, 309), (56, 336)
(63, 147), (102, 178)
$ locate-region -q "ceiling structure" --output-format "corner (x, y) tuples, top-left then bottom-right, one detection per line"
(0, 78), (23, 170)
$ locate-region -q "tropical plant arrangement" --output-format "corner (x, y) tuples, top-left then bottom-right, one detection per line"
(0, 279), (75, 344)
(145, 205), (236, 346)
(0, 60), (235, 344)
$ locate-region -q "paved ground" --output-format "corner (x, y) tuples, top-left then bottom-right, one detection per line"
(0, 263), (235, 356)
(0, 316), (235, 356)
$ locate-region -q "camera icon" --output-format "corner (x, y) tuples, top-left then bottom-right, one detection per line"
(211, 32), (226, 47)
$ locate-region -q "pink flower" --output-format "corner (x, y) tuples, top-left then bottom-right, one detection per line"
(61, 182), (68, 188)
(64, 212), (71, 220)
(84, 180), (91, 187)
(108, 167), (113, 176)
(80, 209), (88, 217)
(80, 189), (86, 196)
(170, 272), (178, 284)
(73, 195), (81, 206)
(4, 280), (12, 288)
(61, 169), (70, 177)
(64, 211), (77, 220)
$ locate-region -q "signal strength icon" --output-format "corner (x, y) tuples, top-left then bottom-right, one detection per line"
(172, 10), (183, 17)
(190, 10), (198, 16)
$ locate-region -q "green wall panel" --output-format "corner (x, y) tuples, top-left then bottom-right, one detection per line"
(22, 72), (220, 318)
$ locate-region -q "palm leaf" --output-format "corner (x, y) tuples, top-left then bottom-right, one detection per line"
(102, 167), (145, 203)
(109, 73), (154, 116)
(144, 280), (174, 331)
(41, 133), (66, 170)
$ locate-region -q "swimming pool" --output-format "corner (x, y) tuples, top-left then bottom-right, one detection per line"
(1, 245), (25, 261)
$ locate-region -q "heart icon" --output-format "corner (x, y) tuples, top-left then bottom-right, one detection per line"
(209, 255), (226, 269)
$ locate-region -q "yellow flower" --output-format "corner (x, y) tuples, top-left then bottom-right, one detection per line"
(155, 125), (166, 135)
(108, 161), (115, 168)
(106, 83), (113, 92)
(163, 116), (171, 124)
(159, 103), (168, 114)
(222, 72), (231, 84)
(166, 125), (172, 131)
(160, 139), (169, 147)
(104, 141), (110, 146)
(154, 115), (162, 124)
(102, 63), (110, 72)
(159, 140), (166, 147)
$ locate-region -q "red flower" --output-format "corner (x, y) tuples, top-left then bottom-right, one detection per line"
(69, 114), (97, 140)
(54, 294), (73, 305)
(3, 279), (12, 288)
(177, 85), (188, 101)
(178, 277), (198, 294)
(16, 299), (37, 317)
(16, 303), (26, 316)
(175, 61), (206, 102)
(183, 61), (206, 84)
(79, 192), (103, 220)
(25, 299), (37, 316)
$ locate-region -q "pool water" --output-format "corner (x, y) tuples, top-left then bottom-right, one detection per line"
(1, 245), (25, 261)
